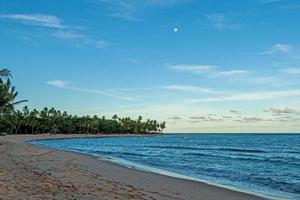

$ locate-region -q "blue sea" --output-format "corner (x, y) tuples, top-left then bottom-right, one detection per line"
(30, 134), (300, 200)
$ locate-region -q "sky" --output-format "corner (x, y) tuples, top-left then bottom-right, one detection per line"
(1, 0), (300, 133)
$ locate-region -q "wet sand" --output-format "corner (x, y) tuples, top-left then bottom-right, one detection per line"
(0, 134), (266, 200)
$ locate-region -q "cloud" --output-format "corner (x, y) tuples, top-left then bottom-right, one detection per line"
(230, 110), (243, 114)
(222, 116), (233, 119)
(0, 14), (64, 28)
(280, 67), (300, 74)
(264, 107), (297, 115)
(189, 116), (206, 120)
(168, 64), (250, 78)
(46, 80), (69, 88)
(261, 43), (292, 55)
(169, 64), (217, 74)
(110, 13), (138, 21)
(234, 117), (265, 123)
(205, 14), (239, 30)
(47, 80), (135, 101)
(258, 0), (281, 4)
(98, 0), (193, 21)
(187, 89), (300, 103)
(187, 116), (223, 123)
(1, 13), (109, 49)
(52, 30), (83, 39)
(164, 85), (222, 94)
(51, 30), (109, 48)
(168, 116), (182, 120)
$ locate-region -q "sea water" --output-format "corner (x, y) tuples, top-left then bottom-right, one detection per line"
(30, 134), (300, 199)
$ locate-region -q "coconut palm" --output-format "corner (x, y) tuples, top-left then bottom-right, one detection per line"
(0, 68), (12, 78)
(0, 78), (27, 109)
(0, 69), (166, 134)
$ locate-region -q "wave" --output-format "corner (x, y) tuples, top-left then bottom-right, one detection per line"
(247, 176), (300, 194)
(218, 148), (266, 153)
(145, 145), (267, 153)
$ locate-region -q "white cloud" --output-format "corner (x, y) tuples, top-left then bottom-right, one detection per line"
(46, 80), (69, 88)
(52, 30), (83, 39)
(280, 67), (300, 74)
(164, 85), (222, 94)
(0, 14), (64, 28)
(259, 0), (281, 4)
(168, 116), (182, 120)
(47, 80), (135, 101)
(189, 116), (206, 120)
(168, 64), (250, 78)
(264, 107), (297, 115)
(99, 0), (192, 21)
(169, 64), (216, 74)
(110, 13), (138, 21)
(261, 43), (292, 55)
(230, 110), (243, 114)
(1, 13), (109, 49)
(92, 40), (110, 48)
(234, 117), (265, 123)
(205, 14), (239, 30)
(187, 89), (300, 103)
(52, 30), (110, 48)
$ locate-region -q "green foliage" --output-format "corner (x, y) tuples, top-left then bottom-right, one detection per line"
(0, 69), (12, 78)
(1, 107), (166, 134)
(0, 68), (27, 111)
(0, 68), (166, 134)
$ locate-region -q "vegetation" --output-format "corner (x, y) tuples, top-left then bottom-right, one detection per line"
(0, 68), (166, 134)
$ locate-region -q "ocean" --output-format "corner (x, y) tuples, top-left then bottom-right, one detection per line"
(30, 134), (300, 199)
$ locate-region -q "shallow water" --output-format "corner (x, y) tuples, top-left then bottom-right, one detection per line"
(31, 134), (300, 199)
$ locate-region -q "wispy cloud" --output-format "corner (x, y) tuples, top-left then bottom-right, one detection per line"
(258, 0), (281, 4)
(0, 14), (64, 28)
(187, 89), (300, 103)
(187, 116), (223, 123)
(261, 43), (292, 55)
(234, 117), (266, 123)
(0, 13), (109, 49)
(52, 30), (82, 39)
(230, 110), (243, 114)
(47, 80), (69, 88)
(168, 64), (250, 78)
(164, 85), (222, 94)
(52, 30), (110, 48)
(98, 0), (193, 21)
(280, 67), (300, 74)
(168, 116), (182, 120)
(47, 80), (135, 101)
(222, 116), (233, 119)
(205, 14), (239, 30)
(263, 107), (297, 115)
(189, 116), (206, 120)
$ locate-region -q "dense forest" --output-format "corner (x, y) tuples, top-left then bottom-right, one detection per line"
(0, 69), (166, 134)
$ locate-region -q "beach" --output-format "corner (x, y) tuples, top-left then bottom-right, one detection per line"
(0, 134), (265, 200)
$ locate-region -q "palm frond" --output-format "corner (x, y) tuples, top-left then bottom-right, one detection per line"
(0, 69), (12, 78)
(11, 100), (28, 106)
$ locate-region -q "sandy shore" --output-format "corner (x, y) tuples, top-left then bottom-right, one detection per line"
(0, 134), (266, 200)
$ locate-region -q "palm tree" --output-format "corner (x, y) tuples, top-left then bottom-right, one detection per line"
(0, 68), (12, 78)
(0, 69), (27, 110)
(0, 79), (27, 108)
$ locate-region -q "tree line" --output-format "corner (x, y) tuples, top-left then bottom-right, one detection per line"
(0, 69), (166, 134)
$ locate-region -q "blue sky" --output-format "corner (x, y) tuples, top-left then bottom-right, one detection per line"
(1, 0), (300, 133)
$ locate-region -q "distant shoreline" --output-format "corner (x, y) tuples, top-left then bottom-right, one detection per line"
(1, 134), (266, 200)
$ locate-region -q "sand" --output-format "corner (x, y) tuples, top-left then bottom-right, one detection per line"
(0, 134), (266, 200)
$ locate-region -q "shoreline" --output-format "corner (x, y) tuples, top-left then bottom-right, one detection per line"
(1, 134), (267, 200)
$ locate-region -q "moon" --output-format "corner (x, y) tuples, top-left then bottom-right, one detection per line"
(173, 27), (178, 32)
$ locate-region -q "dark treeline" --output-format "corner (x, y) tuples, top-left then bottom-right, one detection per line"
(0, 69), (166, 134)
